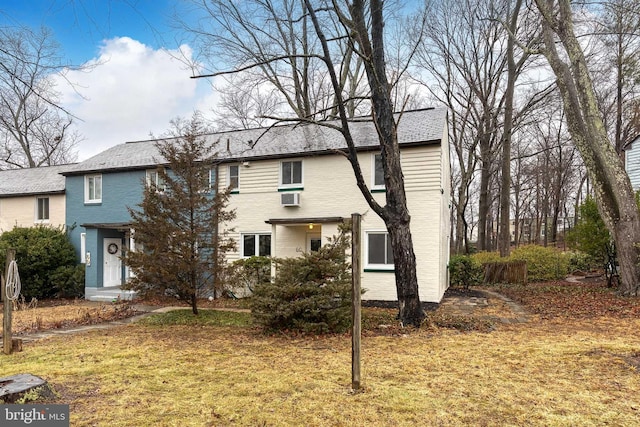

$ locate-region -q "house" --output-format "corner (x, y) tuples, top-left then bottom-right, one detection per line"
(63, 108), (451, 303)
(625, 135), (640, 191)
(0, 165), (72, 233)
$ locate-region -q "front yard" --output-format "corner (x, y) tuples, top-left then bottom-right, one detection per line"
(2, 278), (640, 426)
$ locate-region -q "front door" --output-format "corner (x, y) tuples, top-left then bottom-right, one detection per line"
(308, 234), (322, 252)
(103, 238), (122, 287)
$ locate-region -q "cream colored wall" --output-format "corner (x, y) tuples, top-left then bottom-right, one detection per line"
(0, 194), (66, 233)
(221, 144), (448, 302)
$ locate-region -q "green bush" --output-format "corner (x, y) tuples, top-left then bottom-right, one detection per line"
(49, 264), (85, 298)
(250, 233), (352, 334)
(224, 256), (271, 295)
(448, 255), (483, 289)
(564, 250), (595, 273)
(0, 226), (79, 299)
(471, 251), (502, 266)
(566, 196), (610, 265)
(509, 245), (568, 281)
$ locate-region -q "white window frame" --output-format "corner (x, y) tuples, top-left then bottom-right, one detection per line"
(279, 160), (303, 189)
(228, 164), (239, 191)
(241, 233), (272, 257)
(146, 169), (166, 193)
(365, 231), (394, 270)
(84, 174), (102, 203)
(372, 153), (385, 190)
(80, 233), (87, 263)
(35, 196), (50, 222)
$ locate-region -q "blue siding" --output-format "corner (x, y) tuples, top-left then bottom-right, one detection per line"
(66, 170), (146, 288)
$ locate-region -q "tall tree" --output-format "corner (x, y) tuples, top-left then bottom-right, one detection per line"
(124, 114), (236, 314)
(189, 0), (427, 325)
(594, 0), (640, 154)
(0, 26), (79, 169)
(534, 0), (640, 295)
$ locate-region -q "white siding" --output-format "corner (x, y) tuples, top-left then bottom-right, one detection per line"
(220, 143), (449, 303)
(626, 139), (640, 191)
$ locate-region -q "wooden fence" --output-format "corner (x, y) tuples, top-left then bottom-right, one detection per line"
(483, 260), (527, 285)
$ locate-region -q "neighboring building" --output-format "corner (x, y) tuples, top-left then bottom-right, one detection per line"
(625, 135), (640, 191)
(62, 108), (451, 303)
(0, 165), (72, 233)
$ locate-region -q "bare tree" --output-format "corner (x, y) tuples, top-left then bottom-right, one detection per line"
(0, 26), (80, 169)
(188, 0), (428, 325)
(593, 0), (640, 154)
(534, 0), (640, 295)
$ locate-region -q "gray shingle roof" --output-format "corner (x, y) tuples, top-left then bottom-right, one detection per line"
(0, 164), (74, 197)
(63, 108), (447, 175)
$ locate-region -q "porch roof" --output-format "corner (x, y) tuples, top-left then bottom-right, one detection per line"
(81, 222), (132, 231)
(265, 217), (344, 225)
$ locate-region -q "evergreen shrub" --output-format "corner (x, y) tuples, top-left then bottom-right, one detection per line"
(250, 233), (352, 334)
(509, 245), (568, 281)
(471, 251), (502, 266)
(448, 255), (483, 289)
(0, 226), (79, 299)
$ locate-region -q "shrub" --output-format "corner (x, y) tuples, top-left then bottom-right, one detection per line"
(509, 245), (568, 281)
(49, 264), (85, 298)
(250, 232), (352, 334)
(565, 250), (596, 273)
(448, 255), (483, 289)
(471, 251), (503, 266)
(0, 226), (79, 299)
(224, 256), (271, 297)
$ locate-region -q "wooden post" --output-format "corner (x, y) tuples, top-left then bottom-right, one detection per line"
(3, 249), (15, 355)
(351, 213), (362, 391)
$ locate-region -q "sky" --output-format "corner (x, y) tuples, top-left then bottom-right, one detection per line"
(0, 0), (219, 161)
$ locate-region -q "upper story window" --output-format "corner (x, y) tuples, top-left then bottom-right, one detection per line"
(228, 165), (239, 192)
(280, 160), (303, 188)
(85, 174), (102, 203)
(366, 231), (394, 270)
(36, 197), (49, 222)
(197, 168), (215, 193)
(373, 154), (385, 189)
(146, 169), (166, 192)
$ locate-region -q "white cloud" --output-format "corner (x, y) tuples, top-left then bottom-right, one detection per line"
(55, 37), (219, 161)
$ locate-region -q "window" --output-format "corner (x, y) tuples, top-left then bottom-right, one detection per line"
(197, 168), (215, 193)
(373, 154), (385, 189)
(242, 233), (271, 257)
(146, 169), (165, 192)
(80, 233), (86, 263)
(228, 165), (239, 191)
(280, 160), (303, 187)
(85, 174), (102, 203)
(36, 197), (49, 222)
(366, 231), (394, 269)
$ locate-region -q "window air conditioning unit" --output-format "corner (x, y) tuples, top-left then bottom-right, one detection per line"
(281, 192), (300, 207)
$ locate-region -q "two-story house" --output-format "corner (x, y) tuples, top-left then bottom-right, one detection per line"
(63, 108), (451, 303)
(0, 165), (72, 233)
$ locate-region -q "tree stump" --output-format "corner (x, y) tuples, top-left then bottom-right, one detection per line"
(0, 374), (54, 403)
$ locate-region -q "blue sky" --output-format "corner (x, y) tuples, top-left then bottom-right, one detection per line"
(1, 0), (215, 160)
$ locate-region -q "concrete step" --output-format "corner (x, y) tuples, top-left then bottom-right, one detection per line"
(86, 290), (137, 302)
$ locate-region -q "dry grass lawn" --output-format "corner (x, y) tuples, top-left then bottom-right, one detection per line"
(2, 280), (640, 426)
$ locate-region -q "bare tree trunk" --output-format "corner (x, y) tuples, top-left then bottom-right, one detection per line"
(536, 0), (640, 295)
(499, 0), (524, 257)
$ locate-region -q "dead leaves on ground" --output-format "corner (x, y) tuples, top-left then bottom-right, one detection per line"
(492, 276), (640, 319)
